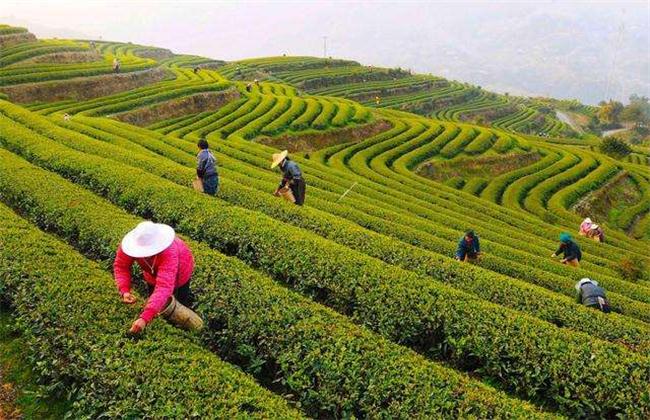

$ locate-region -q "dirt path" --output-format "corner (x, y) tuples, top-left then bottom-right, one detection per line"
(602, 127), (630, 137)
(555, 110), (583, 134)
(0, 370), (20, 420)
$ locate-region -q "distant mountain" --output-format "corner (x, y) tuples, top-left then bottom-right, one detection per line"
(319, 3), (647, 106)
(400, 7), (648, 105)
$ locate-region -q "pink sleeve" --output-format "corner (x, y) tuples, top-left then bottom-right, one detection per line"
(113, 245), (134, 295)
(140, 248), (178, 323)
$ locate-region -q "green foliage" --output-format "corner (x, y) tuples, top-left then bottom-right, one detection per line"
(0, 25), (29, 35)
(600, 136), (632, 158)
(0, 144), (547, 419)
(2, 102), (650, 418)
(0, 312), (71, 419)
(597, 100), (624, 126)
(0, 204), (301, 418)
(620, 94), (650, 126)
(2, 39), (650, 419)
(617, 256), (648, 282)
(463, 130), (495, 155)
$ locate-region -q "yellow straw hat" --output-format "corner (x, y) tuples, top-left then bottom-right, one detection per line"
(271, 150), (288, 169)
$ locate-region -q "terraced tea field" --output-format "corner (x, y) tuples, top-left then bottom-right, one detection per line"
(0, 25), (649, 418)
(228, 56), (591, 139)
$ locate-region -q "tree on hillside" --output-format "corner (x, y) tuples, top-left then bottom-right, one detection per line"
(597, 100), (624, 126)
(599, 136), (632, 158)
(620, 94), (650, 128)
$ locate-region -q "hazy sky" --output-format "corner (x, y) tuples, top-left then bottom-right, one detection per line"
(2, 1), (648, 104)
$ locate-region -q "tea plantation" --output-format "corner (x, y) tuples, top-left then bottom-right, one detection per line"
(0, 25), (649, 418)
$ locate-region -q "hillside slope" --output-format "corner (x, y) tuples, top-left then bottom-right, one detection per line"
(0, 25), (649, 418)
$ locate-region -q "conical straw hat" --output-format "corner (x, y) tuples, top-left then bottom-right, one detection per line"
(271, 150), (288, 169)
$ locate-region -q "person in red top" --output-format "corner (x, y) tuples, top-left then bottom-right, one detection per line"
(114, 221), (195, 334)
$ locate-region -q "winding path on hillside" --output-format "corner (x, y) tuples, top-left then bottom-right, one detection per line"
(602, 126), (631, 137)
(555, 110), (583, 133)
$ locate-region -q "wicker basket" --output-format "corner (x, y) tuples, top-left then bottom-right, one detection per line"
(192, 178), (204, 192)
(161, 296), (204, 331)
(278, 186), (296, 203)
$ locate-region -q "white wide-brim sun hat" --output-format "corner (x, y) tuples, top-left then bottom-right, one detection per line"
(270, 150), (288, 169)
(575, 277), (598, 291)
(121, 221), (175, 258)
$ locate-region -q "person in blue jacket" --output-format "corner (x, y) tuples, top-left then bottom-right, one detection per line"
(196, 138), (219, 196)
(455, 230), (481, 262)
(271, 150), (306, 206)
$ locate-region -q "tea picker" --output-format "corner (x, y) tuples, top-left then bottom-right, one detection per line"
(578, 217), (593, 236)
(195, 138), (219, 196)
(551, 232), (582, 267)
(579, 217), (605, 242)
(587, 224), (605, 242)
(455, 230), (481, 262)
(114, 221), (203, 334)
(575, 278), (611, 313)
(271, 150), (306, 206)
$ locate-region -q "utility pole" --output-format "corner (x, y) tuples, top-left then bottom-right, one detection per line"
(323, 36), (327, 58)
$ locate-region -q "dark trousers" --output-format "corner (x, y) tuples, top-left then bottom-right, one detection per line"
(202, 174), (219, 196)
(586, 303), (610, 313)
(147, 280), (194, 308)
(463, 253), (478, 262)
(290, 178), (306, 206)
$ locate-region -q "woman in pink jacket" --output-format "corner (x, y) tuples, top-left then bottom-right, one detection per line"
(114, 221), (195, 334)
(578, 217), (593, 236)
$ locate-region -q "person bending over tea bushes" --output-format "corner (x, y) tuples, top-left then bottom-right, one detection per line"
(455, 230), (481, 262)
(551, 232), (582, 267)
(272, 150), (306, 206)
(114, 221), (196, 334)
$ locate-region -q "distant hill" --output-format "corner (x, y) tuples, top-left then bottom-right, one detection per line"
(397, 7), (648, 105)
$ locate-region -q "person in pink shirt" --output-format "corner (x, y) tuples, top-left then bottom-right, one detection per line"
(114, 221), (195, 334)
(578, 217), (593, 236)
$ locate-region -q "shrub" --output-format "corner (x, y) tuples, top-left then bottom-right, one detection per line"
(600, 136), (632, 158)
(2, 105), (650, 417)
(0, 147), (548, 419)
(0, 203), (301, 418)
(617, 256), (647, 282)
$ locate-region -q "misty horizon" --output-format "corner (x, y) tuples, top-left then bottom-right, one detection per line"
(2, 0), (648, 105)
